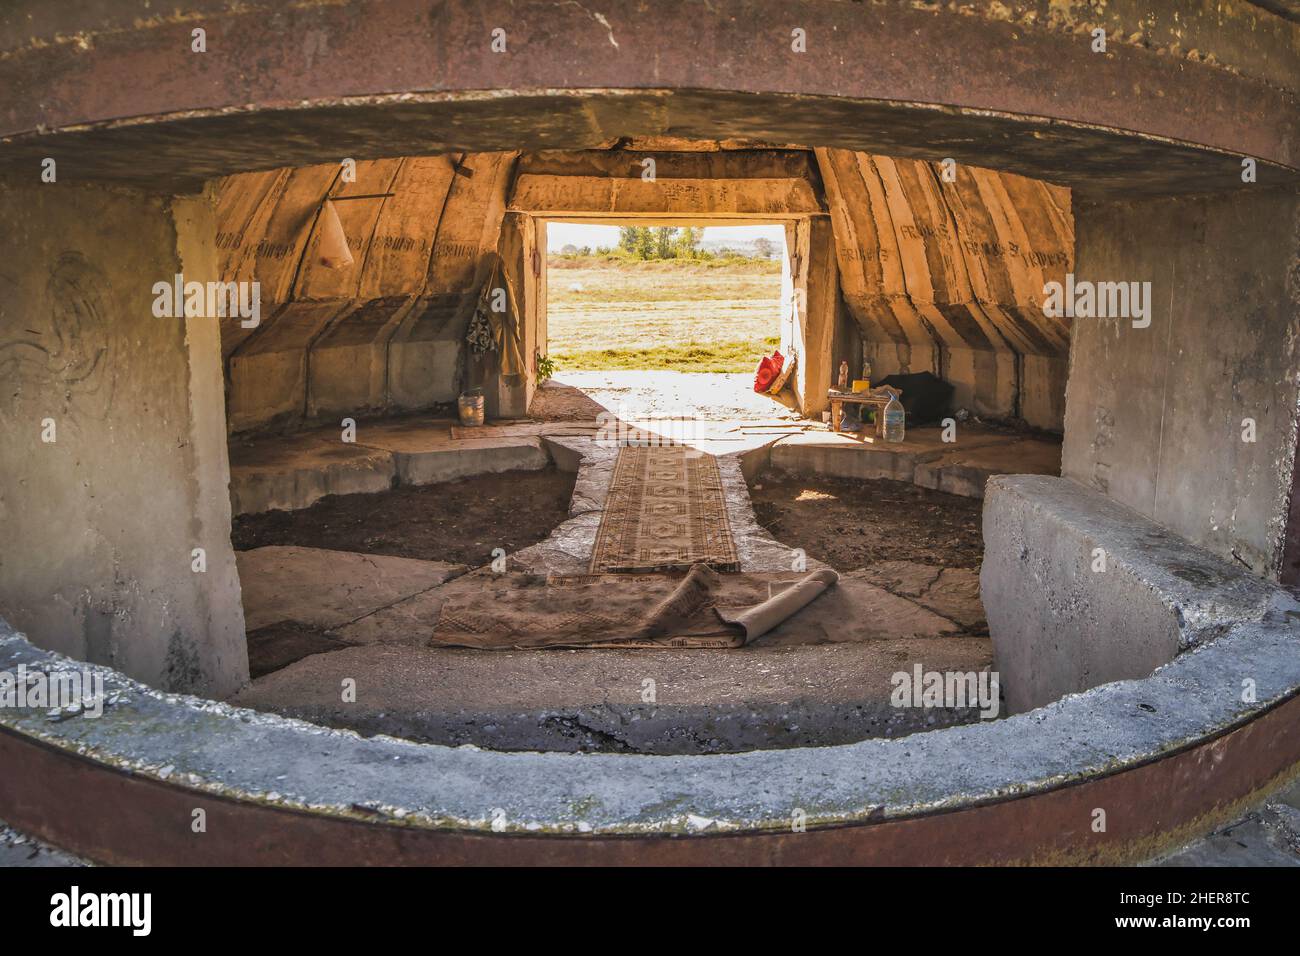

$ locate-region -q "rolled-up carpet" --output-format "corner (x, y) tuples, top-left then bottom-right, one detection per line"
(715, 569), (840, 643)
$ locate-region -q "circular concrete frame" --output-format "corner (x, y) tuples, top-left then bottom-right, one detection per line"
(3, 613), (1300, 865)
(2, 0), (1297, 196)
(3, 1), (1299, 863)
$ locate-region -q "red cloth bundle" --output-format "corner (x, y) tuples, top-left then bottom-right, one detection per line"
(753, 349), (785, 393)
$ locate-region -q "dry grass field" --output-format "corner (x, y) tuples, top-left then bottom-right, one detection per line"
(545, 257), (782, 373)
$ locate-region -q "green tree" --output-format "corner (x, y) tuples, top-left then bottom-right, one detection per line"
(619, 226), (642, 254)
(653, 227), (679, 259)
(675, 226), (700, 258)
(634, 227), (655, 260)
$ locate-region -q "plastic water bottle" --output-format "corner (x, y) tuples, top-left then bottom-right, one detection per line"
(883, 394), (905, 443)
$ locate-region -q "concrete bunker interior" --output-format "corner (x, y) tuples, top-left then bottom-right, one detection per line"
(6, 135), (1297, 745)
(2, 0), (1299, 865)
(205, 140), (1078, 753)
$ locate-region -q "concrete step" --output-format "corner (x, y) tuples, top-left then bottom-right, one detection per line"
(766, 426), (1061, 499)
(229, 420), (553, 514)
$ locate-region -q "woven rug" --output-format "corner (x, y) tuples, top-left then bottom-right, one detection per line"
(589, 445), (740, 573)
(429, 564), (839, 650)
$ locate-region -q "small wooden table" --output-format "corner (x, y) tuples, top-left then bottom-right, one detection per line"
(827, 387), (901, 442)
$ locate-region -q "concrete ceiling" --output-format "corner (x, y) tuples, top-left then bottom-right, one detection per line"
(0, 1), (1295, 199)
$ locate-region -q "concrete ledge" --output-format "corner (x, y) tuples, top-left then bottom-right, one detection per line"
(230, 444), (396, 516)
(982, 475), (1300, 713)
(3, 605), (1300, 862)
(229, 424), (552, 515)
(395, 438), (549, 486)
(769, 428), (1060, 499)
(540, 436), (590, 474)
(913, 439), (1063, 498)
(772, 432), (918, 482)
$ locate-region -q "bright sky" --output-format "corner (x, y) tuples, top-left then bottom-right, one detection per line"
(546, 222), (785, 252)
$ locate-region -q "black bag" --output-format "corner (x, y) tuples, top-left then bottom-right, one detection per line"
(874, 371), (954, 426)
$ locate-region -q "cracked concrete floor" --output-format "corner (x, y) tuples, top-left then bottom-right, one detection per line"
(1152, 775), (1300, 867)
(7, 426), (1298, 860)
(228, 544), (994, 752)
(227, 440), (995, 753)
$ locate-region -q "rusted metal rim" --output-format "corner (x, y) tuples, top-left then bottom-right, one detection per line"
(2, 614), (1299, 864)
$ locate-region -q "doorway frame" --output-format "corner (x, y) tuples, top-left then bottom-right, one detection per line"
(504, 213), (837, 417)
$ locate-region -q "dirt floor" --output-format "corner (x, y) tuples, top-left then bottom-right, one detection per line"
(748, 470), (986, 571)
(232, 467), (577, 567)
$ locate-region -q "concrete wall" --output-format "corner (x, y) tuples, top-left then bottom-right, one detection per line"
(816, 150), (1073, 430)
(216, 153), (517, 434)
(488, 211), (536, 419)
(218, 144), (1076, 434)
(1062, 187), (1300, 579)
(982, 475), (1299, 712)
(787, 216), (839, 416)
(508, 149), (826, 216)
(0, 184), (248, 696)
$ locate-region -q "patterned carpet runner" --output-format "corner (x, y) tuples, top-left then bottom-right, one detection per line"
(590, 445), (740, 573)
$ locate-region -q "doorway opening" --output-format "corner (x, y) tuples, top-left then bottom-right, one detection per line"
(536, 220), (799, 426)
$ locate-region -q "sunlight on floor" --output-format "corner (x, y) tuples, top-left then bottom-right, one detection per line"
(550, 370), (800, 423)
